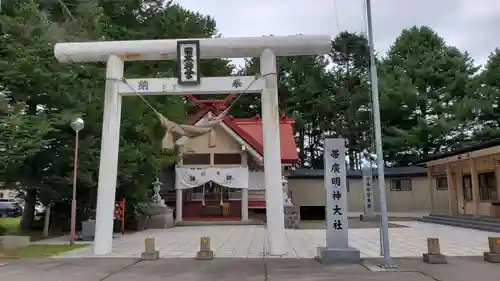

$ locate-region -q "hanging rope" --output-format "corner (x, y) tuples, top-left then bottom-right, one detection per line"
(110, 72), (276, 150)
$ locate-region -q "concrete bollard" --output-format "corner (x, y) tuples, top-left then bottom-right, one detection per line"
(483, 237), (500, 263)
(196, 236), (214, 260)
(141, 237), (160, 260)
(422, 238), (447, 264)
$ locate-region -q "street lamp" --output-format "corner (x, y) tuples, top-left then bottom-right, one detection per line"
(70, 118), (84, 245)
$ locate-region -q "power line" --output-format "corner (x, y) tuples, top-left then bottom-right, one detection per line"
(361, 0), (376, 167)
(333, 0), (341, 34)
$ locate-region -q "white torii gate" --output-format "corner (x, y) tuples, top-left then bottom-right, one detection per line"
(54, 35), (330, 256)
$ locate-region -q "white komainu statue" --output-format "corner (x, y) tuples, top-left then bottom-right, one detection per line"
(282, 176), (293, 206)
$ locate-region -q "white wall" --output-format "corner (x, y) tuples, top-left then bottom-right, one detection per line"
(0, 189), (18, 200)
(288, 177), (449, 213)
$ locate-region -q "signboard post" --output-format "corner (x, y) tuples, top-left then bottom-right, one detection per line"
(317, 138), (360, 264)
(360, 167), (379, 222)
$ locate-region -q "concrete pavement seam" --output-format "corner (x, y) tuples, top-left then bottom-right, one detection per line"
(417, 269), (441, 281)
(98, 259), (142, 281)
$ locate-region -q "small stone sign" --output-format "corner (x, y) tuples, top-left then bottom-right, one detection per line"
(196, 236), (214, 260)
(422, 237), (447, 264)
(141, 237), (159, 260)
(484, 236), (500, 263)
(360, 167), (378, 222)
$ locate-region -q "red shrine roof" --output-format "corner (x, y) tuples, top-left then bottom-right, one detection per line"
(185, 95), (299, 164)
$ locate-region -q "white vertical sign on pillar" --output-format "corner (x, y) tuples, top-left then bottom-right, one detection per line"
(324, 138), (348, 248)
(362, 167), (375, 216)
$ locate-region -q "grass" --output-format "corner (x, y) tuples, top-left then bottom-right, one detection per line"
(0, 217), (21, 234)
(0, 217), (21, 236)
(1, 217), (88, 259)
(0, 244), (88, 259)
(0, 217), (58, 241)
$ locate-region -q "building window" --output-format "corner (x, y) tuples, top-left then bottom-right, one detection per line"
(182, 154), (210, 165)
(436, 177), (448, 190)
(213, 153), (241, 165)
(390, 179), (412, 191)
(463, 175), (472, 201)
(478, 172), (497, 201)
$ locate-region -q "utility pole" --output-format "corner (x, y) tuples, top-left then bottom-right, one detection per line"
(365, 0), (396, 267)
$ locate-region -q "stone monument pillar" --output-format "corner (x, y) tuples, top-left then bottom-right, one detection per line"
(317, 138), (360, 264)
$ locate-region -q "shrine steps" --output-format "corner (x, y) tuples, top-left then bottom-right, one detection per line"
(184, 217), (241, 222)
(418, 214), (500, 233)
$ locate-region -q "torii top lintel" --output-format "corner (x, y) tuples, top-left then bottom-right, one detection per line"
(54, 35), (331, 63)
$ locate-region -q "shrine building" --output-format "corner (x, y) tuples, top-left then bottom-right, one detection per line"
(160, 96), (451, 221)
(423, 139), (500, 218)
(160, 95), (299, 221)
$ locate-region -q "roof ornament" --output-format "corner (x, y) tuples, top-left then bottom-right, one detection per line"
(185, 94), (236, 113)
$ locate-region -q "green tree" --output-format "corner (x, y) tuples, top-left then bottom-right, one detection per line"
(329, 31), (371, 169)
(236, 33), (372, 169)
(0, 0), (234, 231)
(0, 0), (95, 230)
(236, 54), (332, 168)
(379, 26), (478, 165)
(467, 49), (500, 142)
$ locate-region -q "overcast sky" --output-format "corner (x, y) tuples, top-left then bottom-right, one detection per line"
(174, 0), (500, 67)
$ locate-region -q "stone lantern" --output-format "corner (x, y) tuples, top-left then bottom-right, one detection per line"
(142, 177), (174, 229)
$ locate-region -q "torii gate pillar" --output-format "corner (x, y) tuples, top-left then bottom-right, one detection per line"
(260, 49), (286, 254)
(54, 35), (331, 256)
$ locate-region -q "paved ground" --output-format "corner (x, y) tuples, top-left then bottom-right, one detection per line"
(345, 212), (429, 218)
(1, 256), (500, 281)
(42, 221), (496, 259)
(298, 218), (409, 229)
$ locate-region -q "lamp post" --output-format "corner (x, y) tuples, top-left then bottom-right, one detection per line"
(70, 118), (84, 245)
